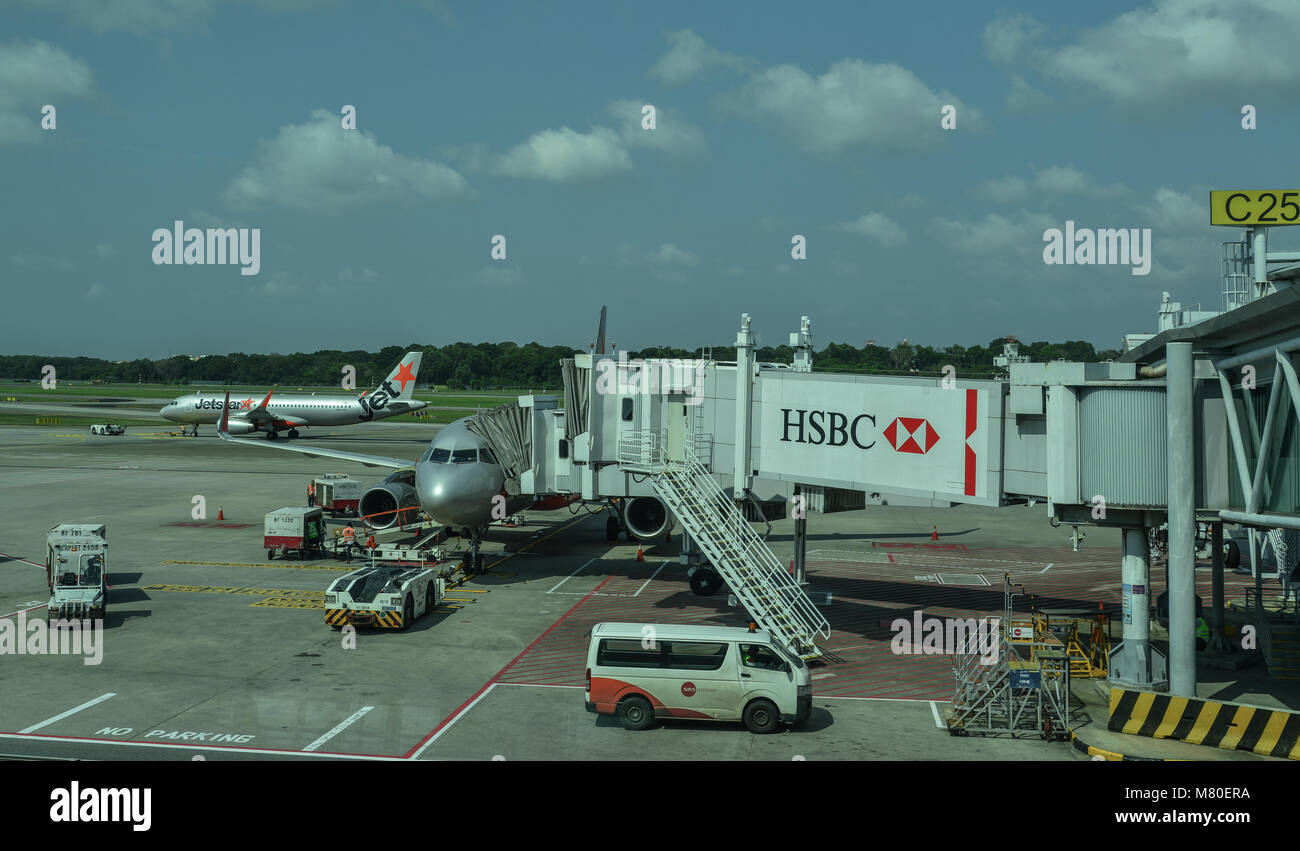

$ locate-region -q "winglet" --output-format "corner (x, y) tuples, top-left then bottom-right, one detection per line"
(218, 389), (232, 439)
(256, 388), (274, 410)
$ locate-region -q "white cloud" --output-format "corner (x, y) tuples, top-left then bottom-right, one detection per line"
(495, 126), (633, 182)
(979, 166), (1127, 203)
(993, 1), (1300, 105)
(839, 212), (908, 247)
(606, 99), (709, 160)
(92, 244), (117, 259)
(649, 243), (699, 266)
(85, 282), (105, 299)
(983, 14), (1047, 65)
(0, 40), (95, 143)
(647, 29), (752, 86)
(224, 109), (467, 210)
(719, 59), (984, 153)
(339, 267), (379, 284)
(248, 270), (302, 298)
(12, 253), (75, 271)
(16, 0), (338, 34)
(475, 265), (525, 287)
(931, 211), (1058, 261)
(1003, 74), (1052, 113)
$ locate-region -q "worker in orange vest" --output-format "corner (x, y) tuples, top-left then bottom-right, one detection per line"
(342, 523), (356, 563)
(307, 481), (316, 507)
(366, 534), (376, 551)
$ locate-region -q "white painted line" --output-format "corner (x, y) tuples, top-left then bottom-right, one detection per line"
(1039, 563), (1054, 573)
(20, 693), (116, 733)
(493, 682), (583, 690)
(547, 557), (596, 594)
(407, 683), (497, 760)
(303, 705), (374, 752)
(0, 604), (46, 620)
(631, 561), (668, 597)
(929, 700), (944, 729)
(0, 732), (405, 760)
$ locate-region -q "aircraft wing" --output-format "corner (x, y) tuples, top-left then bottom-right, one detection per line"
(217, 390), (412, 469)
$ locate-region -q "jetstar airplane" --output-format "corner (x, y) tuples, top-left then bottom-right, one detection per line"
(161, 353), (426, 440)
(215, 316), (610, 572)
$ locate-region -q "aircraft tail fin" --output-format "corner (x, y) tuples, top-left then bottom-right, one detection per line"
(371, 352), (422, 400)
(595, 305), (606, 354)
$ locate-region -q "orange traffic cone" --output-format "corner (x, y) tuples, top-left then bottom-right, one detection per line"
(636, 546), (645, 562)
(788, 559), (795, 575)
(931, 525), (939, 541)
(217, 507), (224, 521)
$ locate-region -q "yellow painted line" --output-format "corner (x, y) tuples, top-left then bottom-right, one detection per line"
(453, 588), (488, 594)
(143, 584), (324, 597)
(1184, 702), (1222, 745)
(1218, 705), (1255, 751)
(161, 559), (351, 571)
(1257, 711), (1290, 756)
(1121, 691), (1157, 736)
(1153, 696), (1189, 739)
(442, 597), (475, 603)
(250, 598), (326, 609)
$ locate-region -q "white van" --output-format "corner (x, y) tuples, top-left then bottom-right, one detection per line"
(584, 622), (813, 733)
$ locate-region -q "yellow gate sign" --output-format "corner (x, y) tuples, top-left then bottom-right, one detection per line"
(1211, 190), (1300, 226)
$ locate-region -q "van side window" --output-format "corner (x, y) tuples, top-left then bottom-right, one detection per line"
(740, 644), (785, 671)
(664, 641), (728, 671)
(597, 639), (662, 668)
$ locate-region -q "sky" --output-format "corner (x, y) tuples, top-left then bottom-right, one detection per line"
(2, 0), (1299, 359)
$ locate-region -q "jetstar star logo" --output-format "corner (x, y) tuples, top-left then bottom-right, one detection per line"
(392, 361), (416, 393)
(883, 417), (940, 454)
(240, 398), (253, 410)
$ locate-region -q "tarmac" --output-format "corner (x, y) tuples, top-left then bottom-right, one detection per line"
(0, 420), (1294, 761)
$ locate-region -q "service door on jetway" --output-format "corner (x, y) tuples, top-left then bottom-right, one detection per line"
(666, 397), (687, 463)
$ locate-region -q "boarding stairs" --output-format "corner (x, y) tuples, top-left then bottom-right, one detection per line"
(947, 630), (1072, 738)
(617, 429), (830, 659)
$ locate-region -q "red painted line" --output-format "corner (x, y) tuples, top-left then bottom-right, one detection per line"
(401, 574), (614, 759)
(1, 604), (46, 620)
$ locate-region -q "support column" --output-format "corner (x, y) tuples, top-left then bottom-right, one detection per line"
(1209, 523), (1230, 651)
(792, 484), (807, 587)
(733, 314), (754, 498)
(1116, 528), (1152, 684)
(1167, 342), (1197, 697)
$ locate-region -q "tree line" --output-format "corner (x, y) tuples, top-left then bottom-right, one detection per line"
(0, 337), (1121, 390)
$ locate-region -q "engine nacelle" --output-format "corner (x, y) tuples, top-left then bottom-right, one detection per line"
(360, 474), (420, 529)
(223, 420), (257, 435)
(623, 497), (671, 540)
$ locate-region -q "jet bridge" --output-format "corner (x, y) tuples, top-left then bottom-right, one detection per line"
(498, 293), (1300, 690)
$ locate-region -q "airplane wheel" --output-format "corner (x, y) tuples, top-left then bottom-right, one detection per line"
(266, 431), (279, 441)
(606, 516), (619, 541)
(267, 550), (274, 560)
(690, 570), (722, 596)
(288, 429), (299, 439)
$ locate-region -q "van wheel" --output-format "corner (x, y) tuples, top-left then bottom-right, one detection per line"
(618, 695), (654, 731)
(743, 699), (779, 734)
(401, 596), (413, 631)
(425, 584), (436, 616)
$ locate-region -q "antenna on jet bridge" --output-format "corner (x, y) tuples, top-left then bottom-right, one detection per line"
(595, 305), (607, 354)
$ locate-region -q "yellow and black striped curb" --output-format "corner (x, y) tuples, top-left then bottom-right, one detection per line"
(1108, 687), (1300, 760)
(323, 608), (403, 628)
(1069, 730), (1165, 761)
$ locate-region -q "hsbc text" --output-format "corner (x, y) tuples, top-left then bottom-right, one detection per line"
(780, 409), (876, 449)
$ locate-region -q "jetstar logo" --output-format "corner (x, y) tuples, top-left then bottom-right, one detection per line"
(392, 360), (416, 393)
(195, 398), (253, 411)
(883, 417), (940, 454)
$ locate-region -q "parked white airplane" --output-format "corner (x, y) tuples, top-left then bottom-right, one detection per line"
(160, 353), (427, 439)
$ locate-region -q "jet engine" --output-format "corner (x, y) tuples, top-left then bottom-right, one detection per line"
(622, 497), (671, 540)
(360, 471), (420, 529)
(223, 420), (257, 435)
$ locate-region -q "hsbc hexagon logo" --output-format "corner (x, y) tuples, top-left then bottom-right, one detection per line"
(883, 417), (940, 455)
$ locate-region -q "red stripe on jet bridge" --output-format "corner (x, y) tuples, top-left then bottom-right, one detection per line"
(963, 389), (977, 496)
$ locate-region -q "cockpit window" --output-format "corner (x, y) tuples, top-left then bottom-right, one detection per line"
(451, 449), (477, 463)
(429, 448), (450, 463)
(480, 447), (498, 464)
